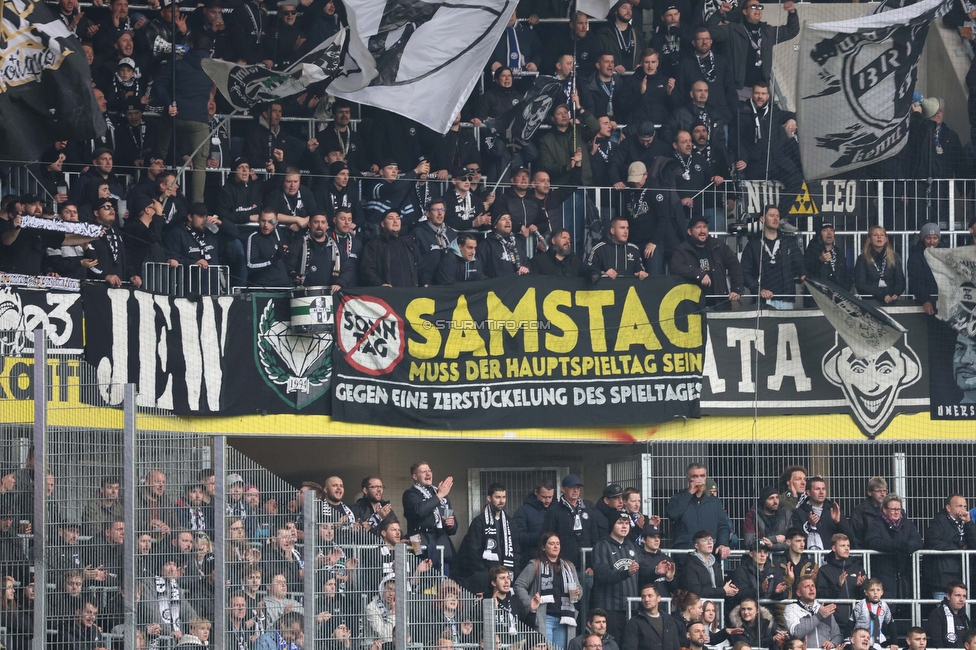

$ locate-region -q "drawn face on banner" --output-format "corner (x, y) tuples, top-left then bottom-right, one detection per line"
(823, 334), (921, 438)
(0, 289), (25, 356)
(952, 333), (976, 403)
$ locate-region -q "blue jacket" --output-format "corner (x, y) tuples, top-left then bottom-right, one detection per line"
(513, 492), (549, 570)
(666, 490), (731, 548)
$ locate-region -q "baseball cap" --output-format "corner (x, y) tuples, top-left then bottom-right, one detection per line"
(642, 522), (661, 537)
(190, 202), (209, 216)
(226, 473), (244, 487)
(638, 121), (656, 138)
(627, 161), (647, 183)
(819, 220), (834, 231)
(131, 194), (154, 218)
(94, 197), (117, 211)
(561, 474), (583, 488)
(377, 158), (398, 169)
(688, 215), (709, 229)
(602, 483), (624, 498)
(117, 57), (136, 69)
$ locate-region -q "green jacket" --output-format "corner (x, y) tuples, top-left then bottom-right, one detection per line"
(538, 111), (601, 186)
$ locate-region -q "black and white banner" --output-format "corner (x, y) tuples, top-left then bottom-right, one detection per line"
(330, 0), (518, 133)
(81, 286), (333, 415)
(804, 277), (906, 360)
(925, 246), (976, 418)
(487, 75), (565, 149)
(0, 0), (105, 160)
(796, 0), (951, 179)
(703, 308), (929, 438)
(203, 31), (345, 111)
(20, 216), (103, 239)
(0, 286), (82, 354)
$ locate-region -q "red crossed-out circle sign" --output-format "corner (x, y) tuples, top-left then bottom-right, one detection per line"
(335, 295), (406, 376)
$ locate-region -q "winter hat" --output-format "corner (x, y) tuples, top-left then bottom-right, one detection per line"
(920, 222), (941, 239)
(921, 97), (942, 120)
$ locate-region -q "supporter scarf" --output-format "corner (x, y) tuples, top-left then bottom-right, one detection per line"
(428, 221), (450, 249)
(494, 232), (522, 268)
(539, 560), (578, 626)
(414, 483), (444, 528)
(154, 576), (182, 633)
(481, 505), (515, 568)
(950, 514), (966, 541)
(283, 190), (305, 216)
(322, 499), (355, 528)
(106, 228), (121, 264)
(865, 601), (889, 646)
(749, 99), (770, 142)
(804, 505), (824, 550)
(795, 599), (820, 616)
(331, 231), (353, 256)
(880, 510), (903, 531)
(942, 602), (959, 643)
(506, 26), (524, 71)
(560, 496), (585, 533)
(697, 51), (717, 83)
(188, 226), (213, 261)
(495, 593), (521, 636)
(613, 25), (634, 59)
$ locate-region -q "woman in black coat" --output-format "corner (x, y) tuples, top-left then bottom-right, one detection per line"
(863, 494), (922, 599)
(853, 226), (906, 303)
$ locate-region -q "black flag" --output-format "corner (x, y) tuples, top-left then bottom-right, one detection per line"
(0, 0), (105, 162)
(486, 75), (565, 149)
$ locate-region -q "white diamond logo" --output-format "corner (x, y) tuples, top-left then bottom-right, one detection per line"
(261, 320), (332, 377)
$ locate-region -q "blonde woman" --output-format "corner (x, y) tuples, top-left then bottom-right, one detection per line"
(854, 226), (905, 303)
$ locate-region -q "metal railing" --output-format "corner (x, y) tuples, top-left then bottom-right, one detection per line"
(142, 262), (231, 296)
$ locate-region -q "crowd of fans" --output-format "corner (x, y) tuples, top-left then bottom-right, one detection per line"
(4, 458), (976, 650)
(2, 0), (975, 301)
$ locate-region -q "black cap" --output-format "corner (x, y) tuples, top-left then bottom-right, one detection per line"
(688, 215), (709, 229)
(131, 194), (154, 217)
(642, 522), (661, 537)
(820, 220), (835, 231)
(377, 158), (398, 169)
(231, 156), (248, 170)
(753, 539), (771, 551)
(561, 474), (583, 488)
(638, 122), (656, 138)
(603, 483), (624, 499)
(94, 197), (117, 211)
(615, 511), (631, 522)
(190, 202), (209, 216)
(451, 166), (469, 179)
(511, 166), (531, 178)
(92, 147), (114, 160)
(329, 161), (348, 176)
(124, 97), (143, 113)
(20, 193), (41, 205)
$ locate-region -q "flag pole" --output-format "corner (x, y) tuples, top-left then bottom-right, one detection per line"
(572, 1), (579, 154)
(175, 108), (243, 181)
(171, 0), (178, 164)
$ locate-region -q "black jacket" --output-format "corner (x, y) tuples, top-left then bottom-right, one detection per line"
(816, 551), (865, 630)
(531, 249), (582, 277)
(622, 609), (682, 650)
(492, 187), (542, 234)
(478, 235), (525, 278)
(790, 500), (853, 551)
(579, 72), (624, 119)
(246, 230), (291, 287)
(804, 239), (853, 291)
(907, 240), (940, 306)
(434, 249), (487, 285)
(742, 234), (805, 300)
(164, 224), (220, 265)
(637, 548), (677, 597)
(86, 227), (128, 281)
(585, 239), (645, 282)
(683, 553), (727, 599)
(402, 485), (458, 562)
(121, 217), (166, 279)
(608, 138), (671, 186)
(705, 10), (800, 89)
(360, 234), (428, 287)
(924, 510), (976, 594)
(615, 72), (674, 126)
(661, 102), (731, 150)
(457, 510), (519, 579)
(730, 556), (786, 604)
(290, 234), (352, 288)
(728, 603), (784, 650)
(216, 176), (263, 226)
(412, 221), (458, 280)
(849, 499), (881, 548)
(925, 599), (972, 648)
(543, 497), (599, 565)
(863, 515), (922, 599)
(330, 231), (364, 288)
(513, 493), (550, 571)
(675, 51), (740, 119)
(671, 236), (745, 297)
(853, 250), (906, 302)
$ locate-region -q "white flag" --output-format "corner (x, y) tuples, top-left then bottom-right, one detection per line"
(577, 0), (612, 18)
(804, 277), (906, 359)
(796, 0), (951, 179)
(925, 246), (976, 338)
(329, 0), (518, 133)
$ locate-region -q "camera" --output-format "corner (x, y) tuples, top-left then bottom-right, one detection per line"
(727, 216), (763, 236)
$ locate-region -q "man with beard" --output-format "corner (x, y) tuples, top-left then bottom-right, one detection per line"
(360, 211), (428, 287)
(730, 82), (801, 196)
(670, 215), (743, 307)
(402, 462), (458, 574)
(316, 161), (363, 227)
(352, 476), (398, 535)
(663, 81), (729, 149)
(458, 483), (517, 594)
(87, 198), (140, 288)
(650, 6), (691, 78)
(317, 101), (368, 176)
(677, 28), (739, 118)
(742, 484), (789, 554)
(598, 0), (645, 73)
(804, 220), (853, 291)
(320, 476), (356, 538)
(478, 213), (530, 278)
(412, 199), (458, 280)
(247, 208), (291, 287)
(329, 209), (363, 287)
(531, 228), (582, 277)
(290, 213), (350, 290)
(435, 234), (487, 285)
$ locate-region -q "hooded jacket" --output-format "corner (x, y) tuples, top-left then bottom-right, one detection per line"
(705, 9), (800, 89)
(729, 603), (783, 650)
(783, 600), (843, 649)
(434, 240), (487, 285)
(731, 555), (786, 604)
(671, 235), (745, 297)
(683, 552), (727, 600)
(815, 551), (865, 628)
(216, 174), (263, 225)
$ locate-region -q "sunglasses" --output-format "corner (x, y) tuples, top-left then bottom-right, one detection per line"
(280, 9), (296, 14)
(747, 4), (763, 8)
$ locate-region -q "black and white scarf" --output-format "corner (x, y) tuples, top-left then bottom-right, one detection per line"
(428, 221), (450, 249)
(414, 483), (444, 528)
(697, 51), (717, 83)
(154, 577), (182, 633)
(804, 505), (824, 550)
(322, 499), (355, 528)
(188, 226), (213, 261)
(750, 99), (770, 142)
(481, 506), (515, 568)
(942, 602), (960, 643)
(539, 560), (578, 626)
(561, 497), (585, 533)
(494, 232), (522, 268)
(283, 190), (305, 215)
